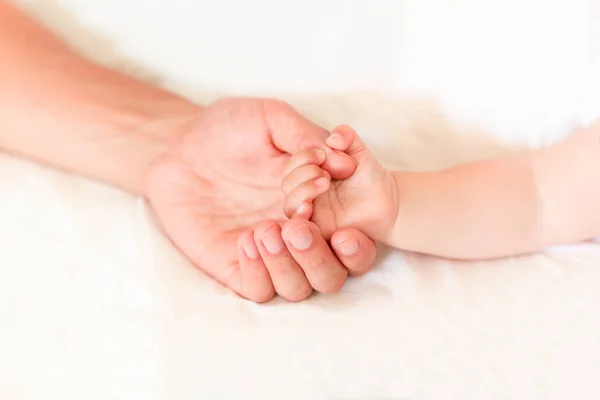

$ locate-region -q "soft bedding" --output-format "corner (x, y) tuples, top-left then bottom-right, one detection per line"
(1, 0), (600, 399)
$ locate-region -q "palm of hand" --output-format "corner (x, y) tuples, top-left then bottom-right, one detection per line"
(312, 145), (397, 243)
(143, 99), (289, 287)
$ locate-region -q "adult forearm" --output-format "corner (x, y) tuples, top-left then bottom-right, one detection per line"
(388, 156), (542, 260)
(0, 1), (199, 194)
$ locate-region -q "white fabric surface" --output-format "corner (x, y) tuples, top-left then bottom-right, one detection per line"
(2, 0), (600, 399)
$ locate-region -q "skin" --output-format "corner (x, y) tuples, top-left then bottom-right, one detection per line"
(284, 121), (600, 260)
(143, 98), (379, 301)
(282, 125), (398, 244)
(0, 1), (378, 303)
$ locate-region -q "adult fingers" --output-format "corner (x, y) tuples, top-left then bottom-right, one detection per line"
(235, 229), (276, 303)
(252, 221), (314, 302)
(330, 227), (378, 277)
(281, 218), (349, 294)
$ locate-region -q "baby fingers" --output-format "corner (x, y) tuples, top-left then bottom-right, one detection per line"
(325, 125), (355, 151)
(326, 124), (368, 156)
(282, 164), (330, 195)
(282, 148), (332, 219)
(283, 148), (327, 177)
(283, 172), (330, 218)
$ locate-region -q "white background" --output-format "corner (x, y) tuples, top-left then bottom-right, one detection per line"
(1, 0), (600, 399)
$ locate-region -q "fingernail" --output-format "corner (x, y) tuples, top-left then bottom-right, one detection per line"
(326, 133), (342, 144)
(260, 228), (284, 254)
(315, 177), (329, 188)
(288, 225), (314, 251)
(293, 202), (308, 218)
(241, 239), (259, 260)
(314, 148), (326, 162)
(336, 238), (359, 256)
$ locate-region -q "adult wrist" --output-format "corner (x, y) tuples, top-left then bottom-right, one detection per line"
(122, 100), (200, 196)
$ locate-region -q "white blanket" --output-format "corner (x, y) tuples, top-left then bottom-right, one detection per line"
(2, 0), (600, 399)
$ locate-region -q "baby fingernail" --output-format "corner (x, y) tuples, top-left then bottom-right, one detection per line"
(261, 228), (284, 254)
(288, 225), (314, 251)
(241, 239), (259, 259)
(315, 177), (329, 188)
(336, 238), (359, 256)
(314, 148), (326, 162)
(294, 202), (308, 217)
(327, 133), (342, 143)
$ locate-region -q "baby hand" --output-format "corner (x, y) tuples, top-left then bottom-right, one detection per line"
(282, 125), (398, 242)
(281, 125), (356, 220)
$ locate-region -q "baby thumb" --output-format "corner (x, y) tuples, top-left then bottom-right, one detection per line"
(264, 99), (356, 180)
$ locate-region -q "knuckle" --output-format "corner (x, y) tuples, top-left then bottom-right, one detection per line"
(283, 198), (298, 218)
(303, 164), (325, 177)
(281, 176), (292, 194)
(315, 275), (347, 294)
(248, 288), (276, 304)
(282, 285), (313, 302)
(284, 152), (313, 175)
(305, 260), (348, 294)
(348, 263), (372, 277)
(281, 174), (302, 195)
(286, 189), (307, 209)
(237, 228), (255, 245)
(282, 165), (323, 194)
(252, 220), (280, 237)
(283, 208), (293, 219)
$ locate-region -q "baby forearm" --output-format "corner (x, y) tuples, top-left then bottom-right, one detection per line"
(388, 156), (542, 259)
(387, 120), (600, 260)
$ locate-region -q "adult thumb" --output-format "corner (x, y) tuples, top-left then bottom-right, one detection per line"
(262, 99), (356, 180)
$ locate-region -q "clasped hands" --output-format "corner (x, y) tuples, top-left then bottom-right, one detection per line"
(143, 97), (379, 303)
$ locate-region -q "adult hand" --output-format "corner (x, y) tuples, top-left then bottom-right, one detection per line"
(142, 98), (377, 302)
(0, 2), (375, 302)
